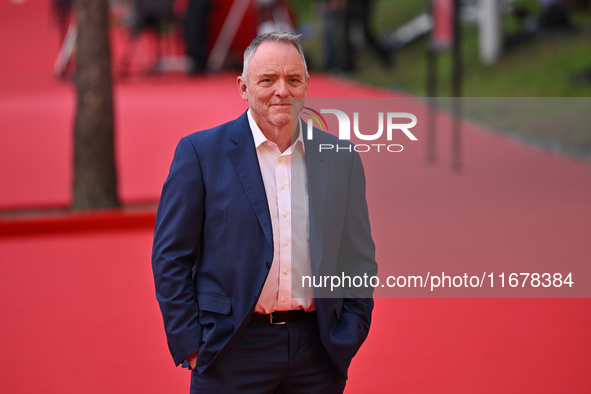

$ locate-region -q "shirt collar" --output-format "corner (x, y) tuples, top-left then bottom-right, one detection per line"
(247, 109), (305, 153)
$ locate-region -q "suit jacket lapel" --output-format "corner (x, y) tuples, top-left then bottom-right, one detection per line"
(304, 136), (328, 276)
(228, 112), (273, 248)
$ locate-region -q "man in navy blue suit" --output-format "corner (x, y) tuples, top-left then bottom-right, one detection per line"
(152, 31), (377, 393)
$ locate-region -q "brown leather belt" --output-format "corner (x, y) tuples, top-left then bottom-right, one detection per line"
(250, 310), (315, 325)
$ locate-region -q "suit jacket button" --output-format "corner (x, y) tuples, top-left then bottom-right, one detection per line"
(266, 262), (271, 269)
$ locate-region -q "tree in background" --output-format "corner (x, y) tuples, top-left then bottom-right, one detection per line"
(72, 0), (119, 210)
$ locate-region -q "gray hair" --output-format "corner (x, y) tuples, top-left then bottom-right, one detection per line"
(241, 31), (309, 82)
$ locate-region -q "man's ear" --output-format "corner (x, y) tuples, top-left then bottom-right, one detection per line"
(237, 76), (248, 101)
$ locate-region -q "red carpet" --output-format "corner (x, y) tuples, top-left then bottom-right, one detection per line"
(1, 1), (591, 393)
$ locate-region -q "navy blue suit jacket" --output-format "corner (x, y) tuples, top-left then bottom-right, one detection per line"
(152, 111), (377, 378)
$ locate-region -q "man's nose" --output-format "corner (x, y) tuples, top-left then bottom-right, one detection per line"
(275, 79), (290, 97)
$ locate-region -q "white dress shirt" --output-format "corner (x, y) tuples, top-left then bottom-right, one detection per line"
(247, 109), (316, 313)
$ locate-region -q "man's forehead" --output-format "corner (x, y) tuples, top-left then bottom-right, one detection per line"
(249, 42), (304, 74)
(254, 71), (305, 78)
(251, 41), (301, 62)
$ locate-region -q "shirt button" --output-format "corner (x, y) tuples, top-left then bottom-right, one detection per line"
(283, 269), (288, 276)
(283, 240), (288, 246)
(281, 298), (287, 303)
(280, 184), (285, 190)
(282, 212), (288, 218)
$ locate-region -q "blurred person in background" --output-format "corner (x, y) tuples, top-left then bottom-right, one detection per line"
(319, 0), (347, 71)
(184, 0), (211, 74)
(344, 0), (391, 71)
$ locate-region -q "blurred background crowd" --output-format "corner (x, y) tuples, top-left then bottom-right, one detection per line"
(43, 0), (591, 181)
(49, 0), (591, 95)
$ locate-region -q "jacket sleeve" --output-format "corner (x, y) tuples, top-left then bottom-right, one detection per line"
(331, 150), (377, 372)
(152, 136), (204, 366)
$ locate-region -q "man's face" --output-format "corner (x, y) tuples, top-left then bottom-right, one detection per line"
(238, 41), (309, 130)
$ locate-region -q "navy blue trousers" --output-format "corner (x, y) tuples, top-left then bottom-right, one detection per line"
(190, 314), (346, 393)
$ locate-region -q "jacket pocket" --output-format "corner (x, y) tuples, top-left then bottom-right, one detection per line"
(197, 293), (232, 315)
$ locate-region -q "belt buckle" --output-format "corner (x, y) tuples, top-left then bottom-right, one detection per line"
(269, 312), (287, 325)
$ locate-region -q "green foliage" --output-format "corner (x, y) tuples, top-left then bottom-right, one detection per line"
(289, 0), (591, 158)
(293, 0), (591, 97)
